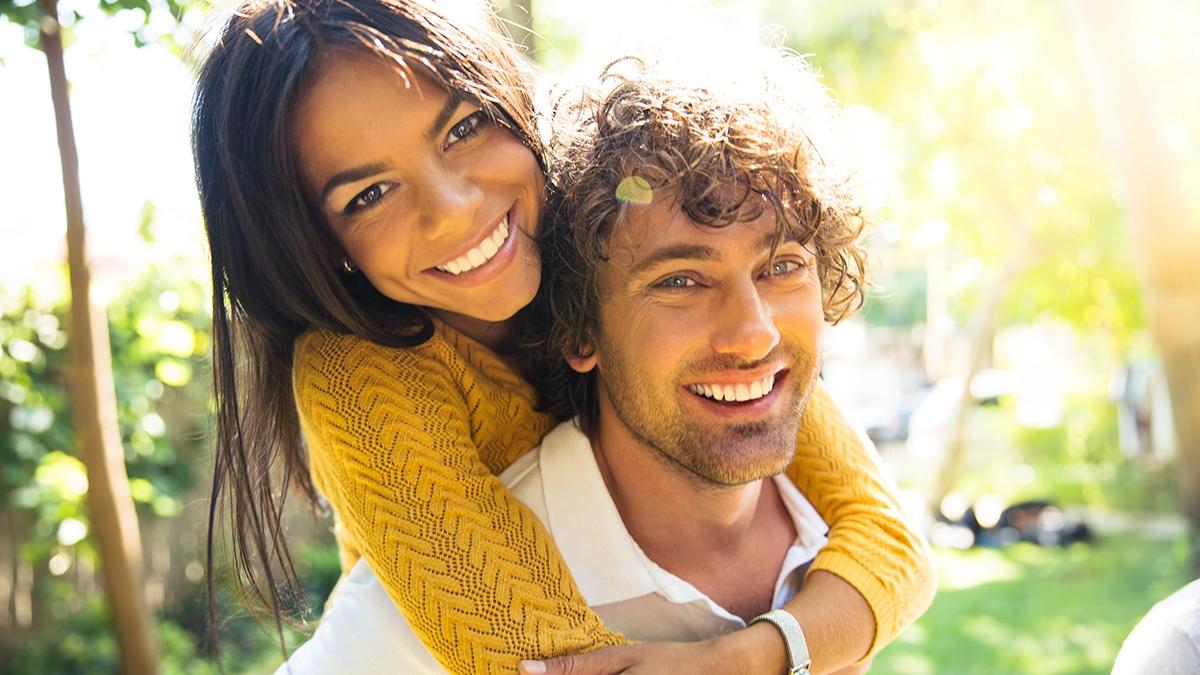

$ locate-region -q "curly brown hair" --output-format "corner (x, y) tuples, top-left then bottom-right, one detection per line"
(522, 48), (869, 432)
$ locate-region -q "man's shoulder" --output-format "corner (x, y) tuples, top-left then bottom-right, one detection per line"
(498, 443), (544, 515)
(277, 558), (445, 674)
(497, 419), (589, 523)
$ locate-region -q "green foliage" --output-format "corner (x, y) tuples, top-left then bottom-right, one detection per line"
(861, 268), (927, 327)
(777, 0), (1148, 347)
(0, 282), (79, 560)
(0, 265), (212, 562)
(1012, 399), (1178, 513)
(0, 531), (342, 674)
(0, 0), (197, 51)
(875, 534), (1189, 674)
(106, 263), (214, 517)
(942, 395), (1179, 515)
(0, 595), (222, 675)
(297, 541), (343, 612)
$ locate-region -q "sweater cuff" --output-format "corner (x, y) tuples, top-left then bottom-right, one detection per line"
(806, 548), (896, 662)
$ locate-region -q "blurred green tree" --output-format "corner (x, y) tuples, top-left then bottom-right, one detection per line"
(0, 0), (193, 671)
(772, 0), (1176, 507)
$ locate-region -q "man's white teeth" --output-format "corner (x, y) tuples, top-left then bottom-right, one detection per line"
(436, 217), (509, 275)
(688, 374), (776, 402)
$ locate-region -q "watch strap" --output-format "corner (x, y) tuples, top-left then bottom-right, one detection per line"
(750, 608), (811, 675)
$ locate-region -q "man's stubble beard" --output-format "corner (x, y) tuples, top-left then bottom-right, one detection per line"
(596, 333), (822, 490)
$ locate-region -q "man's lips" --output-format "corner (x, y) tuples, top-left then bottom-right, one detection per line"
(683, 366), (789, 406)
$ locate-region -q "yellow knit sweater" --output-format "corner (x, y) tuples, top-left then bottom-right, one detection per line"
(293, 320), (933, 674)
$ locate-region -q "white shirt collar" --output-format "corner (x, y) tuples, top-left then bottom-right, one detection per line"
(534, 420), (828, 609)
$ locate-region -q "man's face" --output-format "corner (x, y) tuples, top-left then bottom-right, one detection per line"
(578, 197), (825, 487)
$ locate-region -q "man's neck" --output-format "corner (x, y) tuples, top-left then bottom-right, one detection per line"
(590, 389), (796, 619)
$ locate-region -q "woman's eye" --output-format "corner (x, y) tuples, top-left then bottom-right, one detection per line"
(344, 182), (395, 215)
(445, 111), (488, 148)
(656, 275), (698, 290)
(766, 260), (806, 277)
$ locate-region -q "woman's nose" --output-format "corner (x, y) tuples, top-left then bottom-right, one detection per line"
(415, 167), (484, 241)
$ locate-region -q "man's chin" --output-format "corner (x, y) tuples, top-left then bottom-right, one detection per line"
(675, 424), (800, 486)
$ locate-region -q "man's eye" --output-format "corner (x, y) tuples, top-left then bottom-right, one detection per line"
(766, 260), (806, 277)
(656, 275), (698, 290)
(446, 111), (488, 148)
(344, 183), (395, 215)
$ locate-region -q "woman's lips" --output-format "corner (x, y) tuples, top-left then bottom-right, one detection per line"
(433, 215), (510, 275)
(424, 204), (521, 285)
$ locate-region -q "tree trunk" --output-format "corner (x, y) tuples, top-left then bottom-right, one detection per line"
(37, 1), (161, 672)
(927, 239), (1029, 514)
(1067, 0), (1200, 576)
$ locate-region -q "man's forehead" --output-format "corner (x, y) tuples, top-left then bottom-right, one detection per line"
(608, 197), (800, 269)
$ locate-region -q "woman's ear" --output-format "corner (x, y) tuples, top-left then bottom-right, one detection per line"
(326, 242), (357, 275)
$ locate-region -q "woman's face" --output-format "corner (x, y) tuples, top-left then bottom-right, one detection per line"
(293, 50), (545, 325)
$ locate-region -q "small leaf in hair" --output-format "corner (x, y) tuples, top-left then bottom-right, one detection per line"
(615, 175), (653, 205)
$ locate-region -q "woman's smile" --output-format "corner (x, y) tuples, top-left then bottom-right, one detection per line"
(426, 205), (519, 285)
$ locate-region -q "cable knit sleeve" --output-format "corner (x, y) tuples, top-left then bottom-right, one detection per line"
(293, 330), (626, 674)
(788, 381), (937, 659)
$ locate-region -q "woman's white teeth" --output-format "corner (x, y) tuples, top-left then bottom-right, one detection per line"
(436, 217), (509, 275)
(689, 374), (776, 402)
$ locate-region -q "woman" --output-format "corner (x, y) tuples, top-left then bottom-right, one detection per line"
(192, 0), (934, 672)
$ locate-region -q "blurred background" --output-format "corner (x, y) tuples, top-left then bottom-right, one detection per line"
(1, 0), (1198, 672)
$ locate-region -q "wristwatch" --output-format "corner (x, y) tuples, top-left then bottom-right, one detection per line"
(750, 608), (811, 675)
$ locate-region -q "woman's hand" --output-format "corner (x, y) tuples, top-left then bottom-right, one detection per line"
(519, 641), (722, 675)
(519, 623), (786, 674)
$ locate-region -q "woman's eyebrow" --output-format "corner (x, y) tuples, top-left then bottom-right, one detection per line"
(320, 162), (391, 206)
(425, 96), (463, 142)
(319, 96), (464, 208)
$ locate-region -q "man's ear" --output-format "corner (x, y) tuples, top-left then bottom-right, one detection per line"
(565, 344), (599, 374)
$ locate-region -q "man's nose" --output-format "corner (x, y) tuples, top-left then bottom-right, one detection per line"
(709, 280), (780, 362)
(415, 166), (484, 241)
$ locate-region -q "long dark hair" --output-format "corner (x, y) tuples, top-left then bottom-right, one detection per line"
(191, 0), (541, 654)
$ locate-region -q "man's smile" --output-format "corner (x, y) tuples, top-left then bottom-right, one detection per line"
(687, 373), (775, 402)
(681, 368), (793, 419)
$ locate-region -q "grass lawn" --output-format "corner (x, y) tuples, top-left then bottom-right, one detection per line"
(871, 533), (1191, 674)
(230, 531), (1190, 674)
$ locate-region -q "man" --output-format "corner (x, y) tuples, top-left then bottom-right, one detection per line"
(281, 45), (879, 675)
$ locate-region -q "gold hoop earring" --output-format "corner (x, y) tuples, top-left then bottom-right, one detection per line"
(341, 258), (358, 274)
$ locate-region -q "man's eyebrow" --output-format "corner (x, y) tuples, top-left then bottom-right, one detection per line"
(320, 162), (391, 208)
(628, 228), (810, 275)
(758, 228), (810, 252)
(426, 96), (464, 143)
(630, 243), (722, 276)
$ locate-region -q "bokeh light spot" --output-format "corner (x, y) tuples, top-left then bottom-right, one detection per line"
(615, 176), (653, 205)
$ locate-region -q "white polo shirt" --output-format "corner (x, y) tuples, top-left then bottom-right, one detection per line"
(277, 420), (829, 674)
